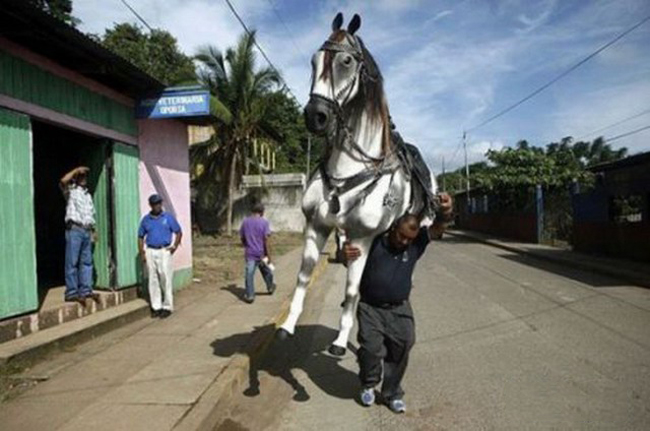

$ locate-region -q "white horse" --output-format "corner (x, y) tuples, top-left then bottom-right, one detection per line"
(276, 13), (437, 356)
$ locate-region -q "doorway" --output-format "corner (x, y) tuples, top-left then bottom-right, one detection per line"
(31, 120), (112, 307)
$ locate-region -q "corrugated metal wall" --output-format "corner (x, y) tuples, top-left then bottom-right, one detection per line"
(0, 49), (136, 136)
(113, 142), (140, 288)
(0, 108), (38, 318)
(81, 141), (112, 288)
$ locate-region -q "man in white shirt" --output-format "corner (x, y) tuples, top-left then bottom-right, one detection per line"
(60, 166), (99, 305)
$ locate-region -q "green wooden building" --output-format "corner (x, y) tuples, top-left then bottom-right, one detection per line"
(0, 1), (195, 320)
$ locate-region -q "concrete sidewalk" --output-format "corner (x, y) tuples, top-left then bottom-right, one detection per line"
(0, 244), (330, 431)
(447, 229), (650, 288)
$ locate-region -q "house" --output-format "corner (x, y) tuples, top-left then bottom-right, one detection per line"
(572, 151), (650, 262)
(0, 1), (203, 320)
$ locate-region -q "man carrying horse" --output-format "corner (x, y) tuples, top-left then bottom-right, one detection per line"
(342, 194), (453, 413)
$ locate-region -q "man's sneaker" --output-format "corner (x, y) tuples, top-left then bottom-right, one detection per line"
(267, 284), (277, 295)
(243, 295), (255, 304)
(387, 399), (406, 414)
(159, 310), (172, 319)
(360, 388), (375, 407)
(151, 309), (161, 318)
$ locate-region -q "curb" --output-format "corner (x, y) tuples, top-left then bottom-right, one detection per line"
(173, 244), (333, 431)
(446, 230), (650, 288)
(0, 300), (150, 372)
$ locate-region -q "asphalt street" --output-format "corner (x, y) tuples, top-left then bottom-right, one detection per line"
(218, 236), (650, 431)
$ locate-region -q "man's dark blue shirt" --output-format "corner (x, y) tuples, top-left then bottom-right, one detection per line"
(359, 227), (431, 304)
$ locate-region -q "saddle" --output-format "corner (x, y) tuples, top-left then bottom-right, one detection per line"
(392, 130), (440, 218)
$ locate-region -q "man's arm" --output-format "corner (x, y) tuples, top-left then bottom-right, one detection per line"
(60, 166), (88, 192)
(169, 216), (182, 254)
(264, 236), (272, 262)
(170, 232), (182, 254)
(138, 237), (146, 263)
(428, 193), (453, 240)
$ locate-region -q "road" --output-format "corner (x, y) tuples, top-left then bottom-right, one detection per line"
(218, 236), (650, 431)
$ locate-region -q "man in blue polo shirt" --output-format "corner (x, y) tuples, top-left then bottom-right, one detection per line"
(138, 194), (183, 318)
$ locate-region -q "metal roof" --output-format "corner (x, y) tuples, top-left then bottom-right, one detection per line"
(588, 151), (650, 172)
(0, 0), (166, 98)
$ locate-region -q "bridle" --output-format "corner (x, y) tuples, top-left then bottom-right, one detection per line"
(308, 33), (401, 216)
(309, 33), (385, 166)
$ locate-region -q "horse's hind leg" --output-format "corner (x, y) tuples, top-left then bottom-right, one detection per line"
(329, 236), (373, 356)
(277, 223), (330, 338)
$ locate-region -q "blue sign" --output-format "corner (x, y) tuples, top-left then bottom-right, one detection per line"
(136, 89), (210, 119)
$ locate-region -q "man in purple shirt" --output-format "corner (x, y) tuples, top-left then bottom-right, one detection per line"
(239, 203), (276, 303)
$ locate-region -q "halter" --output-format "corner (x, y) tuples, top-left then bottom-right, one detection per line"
(310, 34), (384, 165)
(308, 33), (400, 216)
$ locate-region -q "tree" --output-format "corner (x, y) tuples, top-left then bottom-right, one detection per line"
(102, 23), (196, 85)
(262, 92), (324, 175)
(192, 31), (283, 235)
(32, 0), (80, 26)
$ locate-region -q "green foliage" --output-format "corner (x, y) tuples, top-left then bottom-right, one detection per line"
(262, 92), (323, 174)
(101, 23), (196, 85)
(438, 137), (628, 194)
(192, 31), (284, 234)
(32, 0), (80, 26)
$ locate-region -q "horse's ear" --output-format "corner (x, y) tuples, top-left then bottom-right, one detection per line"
(332, 12), (344, 31)
(348, 14), (361, 35)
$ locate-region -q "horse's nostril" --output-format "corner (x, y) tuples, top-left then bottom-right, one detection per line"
(316, 112), (328, 126)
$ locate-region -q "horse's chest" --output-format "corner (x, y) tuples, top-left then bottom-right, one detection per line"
(303, 174), (410, 233)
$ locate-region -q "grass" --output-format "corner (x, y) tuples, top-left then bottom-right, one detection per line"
(191, 232), (304, 286)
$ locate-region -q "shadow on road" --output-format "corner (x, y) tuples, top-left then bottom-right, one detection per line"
(210, 324), (359, 403)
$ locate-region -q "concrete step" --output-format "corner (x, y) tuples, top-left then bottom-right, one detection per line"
(0, 299), (149, 370)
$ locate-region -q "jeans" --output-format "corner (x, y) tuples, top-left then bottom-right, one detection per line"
(244, 259), (274, 299)
(64, 226), (94, 299)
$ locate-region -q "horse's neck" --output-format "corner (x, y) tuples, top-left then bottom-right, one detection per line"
(326, 109), (384, 179)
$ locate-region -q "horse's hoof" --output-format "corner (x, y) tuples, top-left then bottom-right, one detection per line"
(328, 344), (346, 356)
(276, 328), (292, 341)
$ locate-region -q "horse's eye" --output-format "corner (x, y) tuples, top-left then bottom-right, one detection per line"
(342, 55), (353, 66)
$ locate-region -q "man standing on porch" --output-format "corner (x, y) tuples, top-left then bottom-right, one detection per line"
(138, 194), (183, 318)
(60, 166), (100, 306)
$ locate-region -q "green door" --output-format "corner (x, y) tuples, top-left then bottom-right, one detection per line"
(112, 142), (141, 288)
(80, 141), (112, 289)
(0, 109), (38, 318)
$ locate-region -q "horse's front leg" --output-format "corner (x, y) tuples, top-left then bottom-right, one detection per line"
(277, 222), (331, 339)
(329, 236), (374, 356)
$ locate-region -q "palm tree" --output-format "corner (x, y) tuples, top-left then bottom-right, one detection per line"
(192, 31), (282, 235)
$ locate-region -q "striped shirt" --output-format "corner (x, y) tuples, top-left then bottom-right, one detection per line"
(64, 185), (96, 227)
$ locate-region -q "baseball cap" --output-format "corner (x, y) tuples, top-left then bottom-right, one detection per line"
(148, 194), (163, 205)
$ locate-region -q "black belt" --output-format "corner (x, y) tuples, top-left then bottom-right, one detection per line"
(360, 299), (407, 309)
(147, 245), (170, 250)
(67, 221), (93, 230)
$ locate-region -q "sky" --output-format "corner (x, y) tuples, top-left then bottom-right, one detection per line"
(74, 0), (650, 172)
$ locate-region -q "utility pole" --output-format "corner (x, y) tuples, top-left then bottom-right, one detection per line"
(441, 156), (446, 192)
(463, 131), (470, 209)
(306, 135), (312, 179)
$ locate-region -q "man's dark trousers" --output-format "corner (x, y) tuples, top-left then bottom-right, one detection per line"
(357, 300), (416, 401)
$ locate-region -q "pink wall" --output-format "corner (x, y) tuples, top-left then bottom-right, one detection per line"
(138, 120), (193, 271)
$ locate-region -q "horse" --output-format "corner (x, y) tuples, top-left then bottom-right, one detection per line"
(276, 12), (438, 356)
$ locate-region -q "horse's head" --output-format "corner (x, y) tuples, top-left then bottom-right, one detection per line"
(305, 13), (385, 137)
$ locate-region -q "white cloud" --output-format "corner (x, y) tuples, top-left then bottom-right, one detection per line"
(72, 0), (650, 171)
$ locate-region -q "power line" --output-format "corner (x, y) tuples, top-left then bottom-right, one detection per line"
(119, 0), (153, 31)
(466, 13), (650, 133)
(575, 107), (650, 141)
(223, 0), (301, 103)
(605, 124), (650, 143)
(266, 0), (308, 60)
